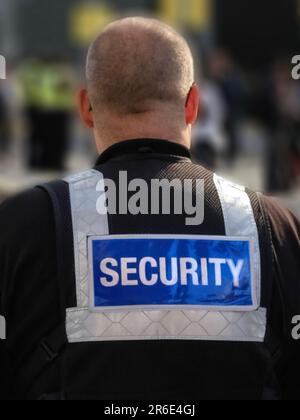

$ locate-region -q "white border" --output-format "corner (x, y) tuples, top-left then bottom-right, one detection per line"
(88, 234), (258, 313)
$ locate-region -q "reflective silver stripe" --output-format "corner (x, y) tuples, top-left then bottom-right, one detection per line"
(66, 307), (267, 343)
(64, 170), (109, 307)
(213, 174), (261, 307)
(64, 170), (266, 343)
(212, 174), (266, 342)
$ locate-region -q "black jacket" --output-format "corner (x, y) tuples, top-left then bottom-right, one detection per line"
(0, 139), (299, 400)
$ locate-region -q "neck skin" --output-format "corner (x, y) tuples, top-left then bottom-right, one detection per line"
(78, 85), (200, 153)
(93, 109), (192, 154)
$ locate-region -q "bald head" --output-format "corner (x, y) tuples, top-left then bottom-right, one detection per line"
(86, 17), (195, 116)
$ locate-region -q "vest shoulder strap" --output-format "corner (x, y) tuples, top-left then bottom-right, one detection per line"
(19, 180), (74, 399)
(38, 180), (76, 311)
(214, 176), (282, 360)
(213, 174), (262, 307)
(64, 170), (109, 308)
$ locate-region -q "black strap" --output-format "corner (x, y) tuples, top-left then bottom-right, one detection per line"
(257, 192), (286, 359)
(247, 191), (283, 359)
(16, 181), (75, 398)
(38, 181), (77, 312)
(247, 190), (274, 308)
(257, 192), (275, 309)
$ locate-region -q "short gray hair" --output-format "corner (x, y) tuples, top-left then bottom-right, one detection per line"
(86, 17), (194, 115)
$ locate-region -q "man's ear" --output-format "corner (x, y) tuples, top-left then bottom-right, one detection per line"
(185, 84), (200, 125)
(78, 88), (94, 129)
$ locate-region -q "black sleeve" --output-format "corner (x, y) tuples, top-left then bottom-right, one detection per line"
(0, 194), (19, 400)
(0, 188), (61, 400)
(0, 340), (12, 400)
(262, 196), (300, 400)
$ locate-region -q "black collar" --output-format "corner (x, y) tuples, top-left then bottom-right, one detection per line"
(95, 139), (191, 165)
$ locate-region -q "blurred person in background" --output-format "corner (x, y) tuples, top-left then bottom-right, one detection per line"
(18, 57), (74, 171)
(192, 79), (227, 170)
(18, 58), (45, 169)
(257, 59), (300, 192)
(208, 49), (246, 165)
(0, 86), (9, 158)
(0, 63), (25, 165)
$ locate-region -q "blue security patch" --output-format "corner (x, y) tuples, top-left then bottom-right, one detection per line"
(88, 235), (257, 311)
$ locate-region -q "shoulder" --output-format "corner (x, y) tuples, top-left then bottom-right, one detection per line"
(0, 187), (57, 309)
(260, 195), (300, 247)
(0, 187), (54, 247)
(260, 195), (300, 303)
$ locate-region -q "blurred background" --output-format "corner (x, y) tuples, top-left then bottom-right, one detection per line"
(0, 0), (300, 216)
